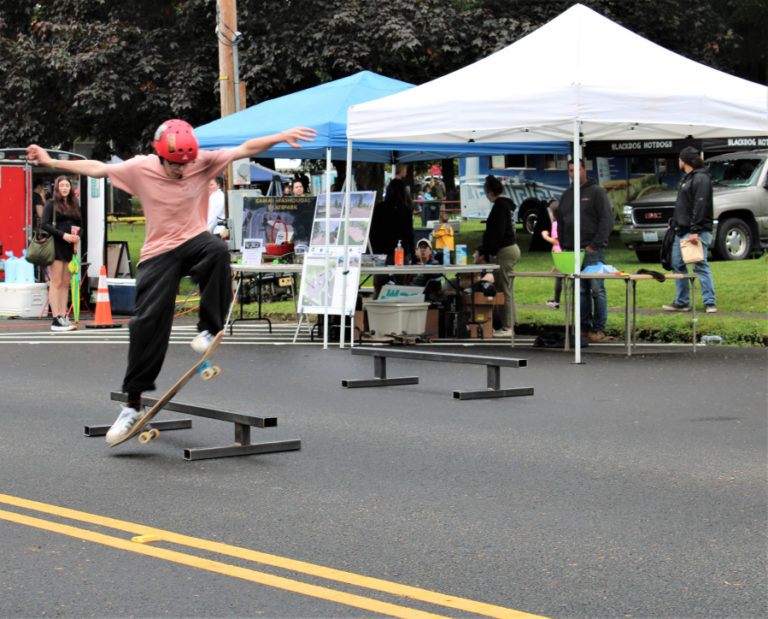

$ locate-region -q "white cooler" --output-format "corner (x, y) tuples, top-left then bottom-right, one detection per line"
(0, 283), (48, 318)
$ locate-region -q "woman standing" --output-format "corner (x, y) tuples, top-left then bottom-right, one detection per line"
(40, 176), (81, 331)
(474, 175), (520, 338)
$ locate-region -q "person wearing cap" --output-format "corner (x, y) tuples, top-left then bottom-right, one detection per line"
(414, 237), (438, 266)
(409, 238), (441, 292)
(27, 122), (315, 445)
(662, 146), (717, 313)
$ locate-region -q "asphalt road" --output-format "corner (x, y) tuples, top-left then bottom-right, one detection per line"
(0, 335), (765, 618)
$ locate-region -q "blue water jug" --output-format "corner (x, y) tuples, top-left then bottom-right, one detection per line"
(4, 250), (19, 283)
(18, 250), (36, 283)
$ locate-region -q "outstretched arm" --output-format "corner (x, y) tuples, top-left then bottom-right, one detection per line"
(230, 127), (316, 161)
(26, 144), (110, 178)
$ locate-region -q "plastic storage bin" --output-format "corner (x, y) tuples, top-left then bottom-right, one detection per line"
(363, 300), (430, 335)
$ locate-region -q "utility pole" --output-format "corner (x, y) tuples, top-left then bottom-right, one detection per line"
(216, 0), (246, 195)
(216, 0), (245, 117)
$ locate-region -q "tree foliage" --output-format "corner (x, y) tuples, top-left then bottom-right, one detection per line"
(0, 0), (219, 158)
(0, 0), (762, 159)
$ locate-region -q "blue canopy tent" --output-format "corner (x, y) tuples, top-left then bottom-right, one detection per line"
(250, 163), (289, 182)
(195, 70), (569, 162)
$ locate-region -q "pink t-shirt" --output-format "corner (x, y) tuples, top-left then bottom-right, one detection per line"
(107, 149), (236, 263)
(551, 220), (562, 253)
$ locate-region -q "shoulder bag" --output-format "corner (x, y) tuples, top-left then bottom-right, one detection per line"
(26, 206), (56, 267)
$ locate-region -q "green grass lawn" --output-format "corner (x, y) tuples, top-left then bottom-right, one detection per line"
(108, 219), (767, 345)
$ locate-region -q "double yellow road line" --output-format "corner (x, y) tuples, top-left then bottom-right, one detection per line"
(0, 493), (545, 618)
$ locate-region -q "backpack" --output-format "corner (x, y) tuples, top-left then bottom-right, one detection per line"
(660, 223), (676, 271)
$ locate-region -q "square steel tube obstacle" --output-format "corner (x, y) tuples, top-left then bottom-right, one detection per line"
(343, 347), (534, 400)
(95, 392), (301, 461)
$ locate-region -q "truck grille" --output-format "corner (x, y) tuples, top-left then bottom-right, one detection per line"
(633, 205), (674, 225)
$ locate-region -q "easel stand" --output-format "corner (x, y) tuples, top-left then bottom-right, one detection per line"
(83, 393), (301, 461)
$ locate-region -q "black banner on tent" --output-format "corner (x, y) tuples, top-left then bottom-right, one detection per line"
(586, 136), (768, 157)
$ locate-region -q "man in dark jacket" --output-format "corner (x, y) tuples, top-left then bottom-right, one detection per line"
(370, 163), (414, 262)
(369, 163), (414, 292)
(556, 160), (614, 342)
(662, 146), (717, 312)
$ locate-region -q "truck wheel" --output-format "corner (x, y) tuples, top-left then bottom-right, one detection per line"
(635, 249), (659, 263)
(518, 198), (543, 235)
(714, 218), (752, 261)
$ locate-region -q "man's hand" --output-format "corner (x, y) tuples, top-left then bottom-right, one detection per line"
(26, 144), (51, 167)
(281, 127), (317, 148)
(585, 245), (596, 252)
(688, 233), (700, 244)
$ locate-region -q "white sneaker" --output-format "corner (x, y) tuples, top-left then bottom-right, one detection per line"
(191, 330), (215, 354)
(51, 316), (75, 332)
(493, 328), (513, 338)
(105, 405), (143, 445)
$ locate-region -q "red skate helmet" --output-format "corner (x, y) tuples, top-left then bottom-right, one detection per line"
(153, 119), (198, 163)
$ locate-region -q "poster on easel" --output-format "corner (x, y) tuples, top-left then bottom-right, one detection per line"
(297, 191), (376, 315)
(240, 195), (316, 254)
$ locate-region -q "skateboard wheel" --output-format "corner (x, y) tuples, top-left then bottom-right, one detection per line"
(138, 428), (160, 443)
(201, 367), (215, 380)
(211, 365), (221, 377)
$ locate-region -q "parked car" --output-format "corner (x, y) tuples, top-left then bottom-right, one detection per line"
(620, 150), (768, 261)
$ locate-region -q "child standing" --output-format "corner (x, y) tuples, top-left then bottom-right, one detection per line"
(541, 200), (562, 309)
(431, 210), (455, 261)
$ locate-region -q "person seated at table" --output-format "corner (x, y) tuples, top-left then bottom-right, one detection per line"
(413, 238), (438, 266)
(408, 238), (440, 290)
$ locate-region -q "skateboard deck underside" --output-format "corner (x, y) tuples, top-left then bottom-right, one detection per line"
(110, 331), (223, 447)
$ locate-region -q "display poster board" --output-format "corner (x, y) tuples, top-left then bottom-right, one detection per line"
(242, 195), (315, 254)
(298, 191), (376, 315)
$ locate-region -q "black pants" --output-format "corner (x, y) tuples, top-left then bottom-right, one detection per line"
(122, 232), (231, 394)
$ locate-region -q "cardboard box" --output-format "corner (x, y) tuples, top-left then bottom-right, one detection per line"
(457, 273), (482, 289)
(460, 291), (505, 306)
(470, 304), (494, 324)
(467, 320), (493, 339)
(425, 308), (439, 336)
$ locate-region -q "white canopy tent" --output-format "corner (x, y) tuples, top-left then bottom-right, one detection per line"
(347, 2), (768, 359)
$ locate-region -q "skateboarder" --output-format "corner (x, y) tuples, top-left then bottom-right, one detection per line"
(27, 121), (315, 444)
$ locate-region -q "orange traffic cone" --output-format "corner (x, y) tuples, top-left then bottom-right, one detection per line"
(86, 265), (122, 329)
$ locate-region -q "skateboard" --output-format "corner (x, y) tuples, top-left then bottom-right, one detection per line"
(384, 330), (437, 345)
(110, 330), (224, 447)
